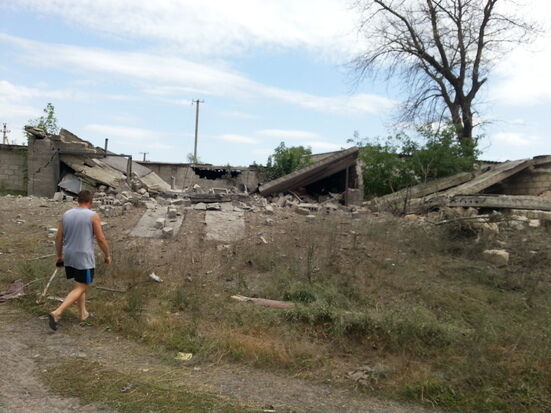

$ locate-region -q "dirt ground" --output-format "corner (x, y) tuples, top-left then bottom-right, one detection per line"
(0, 195), (438, 413)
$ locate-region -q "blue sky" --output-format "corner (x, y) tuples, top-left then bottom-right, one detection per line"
(0, 0), (550, 166)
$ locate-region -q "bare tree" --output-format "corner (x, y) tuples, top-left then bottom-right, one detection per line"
(353, 0), (536, 151)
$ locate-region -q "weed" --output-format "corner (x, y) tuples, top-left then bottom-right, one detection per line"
(43, 358), (253, 412)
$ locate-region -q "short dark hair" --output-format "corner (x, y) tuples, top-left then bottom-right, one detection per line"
(77, 190), (94, 204)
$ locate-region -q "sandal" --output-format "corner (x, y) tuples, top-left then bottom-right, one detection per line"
(48, 313), (59, 331)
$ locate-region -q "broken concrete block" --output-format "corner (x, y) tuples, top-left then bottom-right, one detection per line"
(123, 202), (133, 211)
(138, 188), (147, 195)
(53, 192), (63, 202)
(528, 219), (541, 228)
(155, 218), (166, 229)
(167, 207), (178, 219)
(264, 205), (274, 214)
(206, 203), (221, 211)
(193, 203), (207, 210)
(298, 203), (320, 212)
(162, 227), (174, 238)
(483, 249), (509, 266)
(295, 207), (310, 216)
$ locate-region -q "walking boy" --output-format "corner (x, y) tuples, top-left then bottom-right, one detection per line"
(48, 190), (111, 331)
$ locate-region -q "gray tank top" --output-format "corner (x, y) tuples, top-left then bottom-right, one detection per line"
(62, 208), (96, 270)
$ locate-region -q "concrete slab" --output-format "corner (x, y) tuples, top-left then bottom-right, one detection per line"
(205, 211), (245, 242)
(130, 206), (184, 238)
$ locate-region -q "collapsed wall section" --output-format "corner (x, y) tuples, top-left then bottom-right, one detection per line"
(138, 162), (260, 191)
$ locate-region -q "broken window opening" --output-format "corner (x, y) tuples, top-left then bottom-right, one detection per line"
(191, 167), (242, 180)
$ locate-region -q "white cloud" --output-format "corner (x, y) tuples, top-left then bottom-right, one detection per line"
(3, 0), (361, 60)
(84, 124), (178, 144)
(0, 33), (393, 116)
(217, 134), (259, 144)
(490, 132), (542, 147)
(257, 129), (320, 140)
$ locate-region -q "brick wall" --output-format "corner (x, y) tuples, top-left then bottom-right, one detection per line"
(500, 164), (551, 195)
(0, 144), (27, 193)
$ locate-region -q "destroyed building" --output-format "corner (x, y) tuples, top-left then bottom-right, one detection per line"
(367, 155), (551, 216)
(259, 147), (364, 205)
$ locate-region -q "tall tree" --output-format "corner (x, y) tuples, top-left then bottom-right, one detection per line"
(353, 0), (535, 151)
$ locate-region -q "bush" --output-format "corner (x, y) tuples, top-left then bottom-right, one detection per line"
(265, 142), (313, 180)
(355, 121), (479, 198)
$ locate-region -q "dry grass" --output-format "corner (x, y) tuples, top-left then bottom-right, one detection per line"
(11, 209), (551, 413)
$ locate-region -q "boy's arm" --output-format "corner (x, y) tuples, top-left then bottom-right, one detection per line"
(92, 213), (111, 264)
(55, 221), (64, 265)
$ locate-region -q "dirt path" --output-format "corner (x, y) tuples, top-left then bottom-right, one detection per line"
(0, 304), (437, 413)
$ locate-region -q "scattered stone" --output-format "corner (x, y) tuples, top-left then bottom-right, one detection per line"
(264, 204), (274, 214)
(216, 244), (231, 251)
(483, 249), (509, 266)
(298, 203), (320, 212)
(193, 203), (207, 210)
(404, 214), (419, 221)
(148, 272), (163, 283)
(295, 207), (310, 216)
(123, 202), (133, 211)
(167, 207), (178, 219)
(264, 218), (274, 226)
(138, 188), (147, 195)
(206, 203), (221, 211)
(162, 226), (174, 238)
(528, 219), (541, 228)
(52, 192), (63, 202)
(154, 218), (166, 229)
(305, 214), (316, 221)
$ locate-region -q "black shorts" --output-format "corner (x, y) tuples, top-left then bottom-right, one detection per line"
(65, 266), (95, 284)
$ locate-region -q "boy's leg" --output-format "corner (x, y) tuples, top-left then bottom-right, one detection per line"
(77, 291), (89, 321)
(51, 282), (89, 321)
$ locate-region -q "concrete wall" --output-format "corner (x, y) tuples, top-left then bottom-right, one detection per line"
(27, 136), (59, 197)
(499, 164), (551, 195)
(0, 144), (27, 193)
(138, 162), (260, 191)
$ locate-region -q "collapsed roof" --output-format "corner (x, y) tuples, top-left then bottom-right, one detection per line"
(368, 155), (551, 213)
(258, 147), (362, 204)
(25, 126), (171, 195)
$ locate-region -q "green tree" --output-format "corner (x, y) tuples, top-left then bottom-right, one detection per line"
(27, 102), (60, 136)
(265, 142), (313, 180)
(355, 121), (479, 198)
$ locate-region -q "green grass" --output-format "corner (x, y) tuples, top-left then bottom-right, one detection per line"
(43, 359), (253, 413)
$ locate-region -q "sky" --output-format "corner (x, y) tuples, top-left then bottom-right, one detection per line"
(0, 0), (550, 166)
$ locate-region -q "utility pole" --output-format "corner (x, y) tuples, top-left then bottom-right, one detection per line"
(139, 152), (149, 162)
(192, 99), (204, 163)
(2, 123), (11, 145)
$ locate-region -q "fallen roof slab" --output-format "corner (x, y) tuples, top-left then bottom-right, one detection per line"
(439, 159), (532, 197)
(370, 171), (474, 209)
(448, 195), (551, 211)
(60, 155), (126, 188)
(258, 147), (359, 196)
